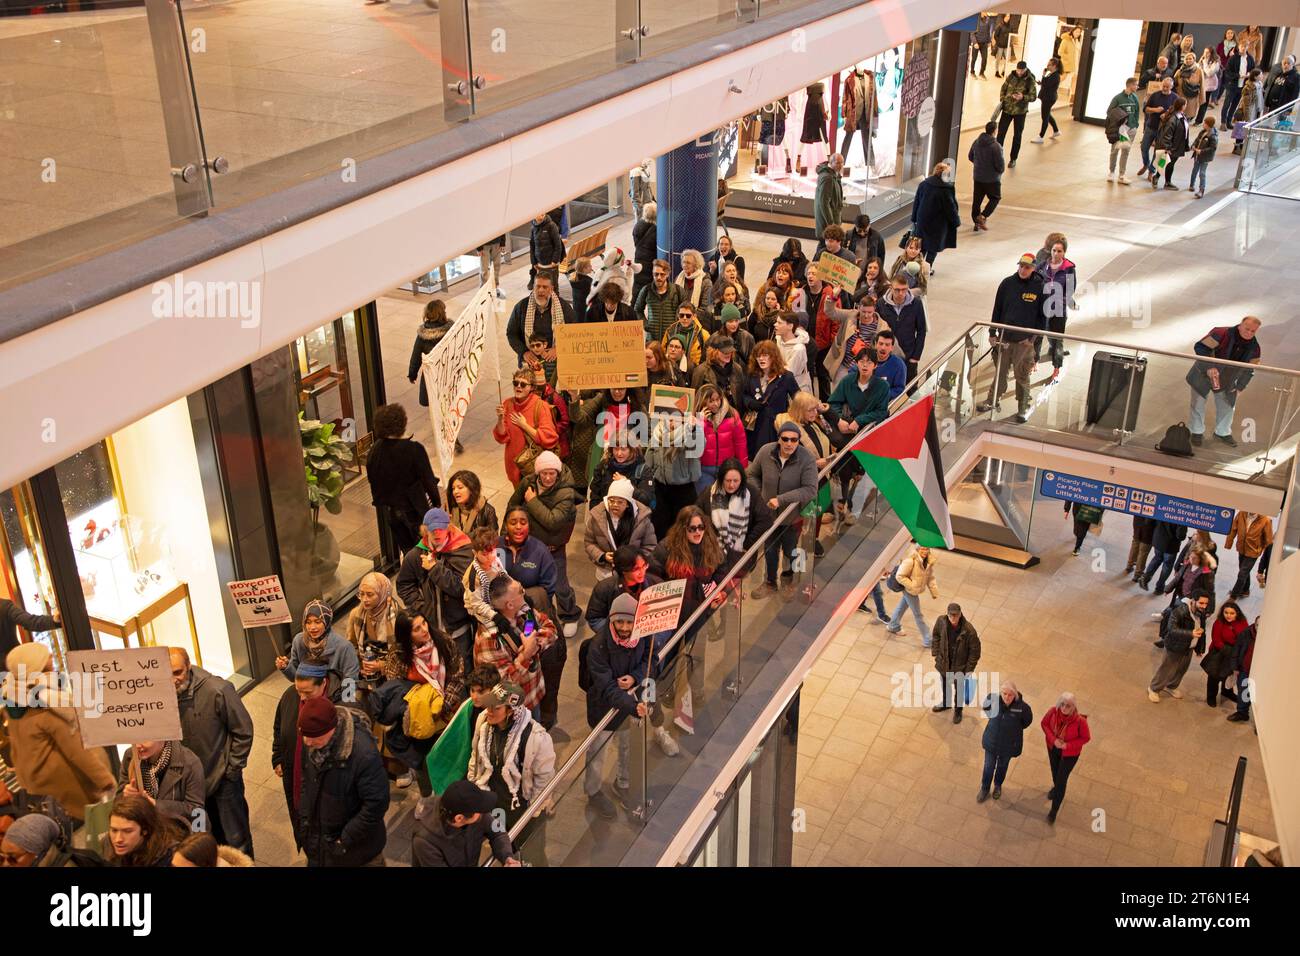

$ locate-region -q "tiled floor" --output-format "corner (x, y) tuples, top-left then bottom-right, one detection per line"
(200, 61), (1296, 865)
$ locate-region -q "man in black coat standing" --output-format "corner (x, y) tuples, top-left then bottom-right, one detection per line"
(931, 603), (981, 724)
(528, 213), (564, 289)
(977, 253), (1048, 423)
(968, 121), (1005, 232)
(506, 272), (572, 367)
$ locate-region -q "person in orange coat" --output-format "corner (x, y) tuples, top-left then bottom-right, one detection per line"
(1041, 691), (1091, 824)
(493, 369), (559, 487)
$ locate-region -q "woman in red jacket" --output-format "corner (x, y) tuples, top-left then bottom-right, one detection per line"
(696, 384), (748, 493)
(1203, 600), (1249, 707)
(1041, 692), (1091, 824)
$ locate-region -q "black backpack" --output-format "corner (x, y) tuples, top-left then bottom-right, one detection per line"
(1156, 422), (1194, 457)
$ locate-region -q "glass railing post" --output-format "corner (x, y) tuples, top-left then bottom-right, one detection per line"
(145, 0), (212, 217)
(1113, 349), (1141, 445)
(616, 0), (646, 64)
(440, 0), (476, 121)
(633, 710), (649, 821)
(738, 0), (759, 23)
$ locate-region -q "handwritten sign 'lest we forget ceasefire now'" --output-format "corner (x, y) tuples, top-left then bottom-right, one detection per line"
(68, 647), (182, 748)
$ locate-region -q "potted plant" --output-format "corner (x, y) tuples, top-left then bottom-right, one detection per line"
(300, 414), (353, 581)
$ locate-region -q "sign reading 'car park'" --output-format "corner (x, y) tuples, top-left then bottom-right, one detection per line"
(1039, 471), (1234, 534)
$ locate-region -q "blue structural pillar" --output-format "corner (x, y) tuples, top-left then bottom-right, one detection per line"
(656, 132), (719, 276)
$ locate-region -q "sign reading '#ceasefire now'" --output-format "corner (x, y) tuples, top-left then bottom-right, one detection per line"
(68, 647), (182, 748)
(226, 574), (293, 628)
(813, 252), (861, 289)
(1039, 471), (1235, 534)
(555, 321), (648, 390)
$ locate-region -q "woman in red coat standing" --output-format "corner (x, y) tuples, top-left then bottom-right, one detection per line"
(1041, 692), (1091, 824)
(1203, 600), (1249, 707)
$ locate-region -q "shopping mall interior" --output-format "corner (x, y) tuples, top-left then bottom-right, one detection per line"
(1, 0), (1299, 874)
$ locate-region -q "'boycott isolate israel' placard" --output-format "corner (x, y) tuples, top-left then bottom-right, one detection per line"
(1039, 471), (1234, 533)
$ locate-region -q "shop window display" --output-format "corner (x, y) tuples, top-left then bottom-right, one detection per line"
(0, 486), (62, 665)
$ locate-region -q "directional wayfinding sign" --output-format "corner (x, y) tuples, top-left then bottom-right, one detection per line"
(1039, 471), (1234, 534)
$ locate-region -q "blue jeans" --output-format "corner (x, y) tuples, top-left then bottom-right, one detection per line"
(207, 772), (254, 857)
(981, 750), (1012, 790)
(1140, 125), (1159, 172)
(1220, 84), (1242, 129)
(863, 582), (887, 617)
(1189, 388), (1236, 438)
(1144, 549), (1177, 590)
(1189, 160), (1209, 193)
(1236, 676), (1252, 716)
(888, 592), (929, 645)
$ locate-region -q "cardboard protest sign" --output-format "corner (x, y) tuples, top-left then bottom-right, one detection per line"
(226, 575), (293, 628)
(555, 321), (648, 390)
(68, 647), (182, 748)
(813, 252), (860, 289)
(632, 579), (687, 641)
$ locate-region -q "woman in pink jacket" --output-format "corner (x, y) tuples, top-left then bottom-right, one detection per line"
(695, 384), (748, 492)
(1041, 692), (1091, 824)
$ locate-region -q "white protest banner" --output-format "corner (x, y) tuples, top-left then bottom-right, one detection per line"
(226, 574), (293, 628)
(68, 647), (182, 748)
(632, 579), (687, 641)
(423, 277), (497, 477)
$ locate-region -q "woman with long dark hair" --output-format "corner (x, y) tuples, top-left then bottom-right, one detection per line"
(106, 795), (185, 867)
(1203, 601), (1249, 707)
(446, 469), (499, 537)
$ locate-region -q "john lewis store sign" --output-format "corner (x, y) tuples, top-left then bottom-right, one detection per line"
(1039, 471), (1234, 534)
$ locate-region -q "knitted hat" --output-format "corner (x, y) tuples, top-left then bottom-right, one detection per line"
(719, 303), (742, 325)
(534, 451), (562, 474)
(606, 478), (636, 503)
(297, 696), (337, 737)
(5, 642), (50, 677)
(710, 334), (735, 354)
(610, 592), (639, 623)
(3, 814), (60, 855)
(777, 420), (802, 437)
(423, 507), (450, 531)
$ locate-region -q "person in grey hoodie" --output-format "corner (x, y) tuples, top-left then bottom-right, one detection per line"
(968, 121), (1005, 232)
(170, 647), (255, 857)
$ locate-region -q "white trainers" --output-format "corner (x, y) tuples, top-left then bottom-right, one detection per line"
(1147, 690), (1160, 703)
(562, 620), (578, 639)
(1118, 176), (1132, 185)
(1031, 136), (1045, 144)
(1051, 131), (1061, 138)
(395, 770), (414, 789)
(1106, 172), (1115, 182)
(655, 726), (681, 757)
(1169, 688), (1183, 699)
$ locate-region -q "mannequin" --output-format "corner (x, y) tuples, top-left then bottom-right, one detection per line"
(797, 82), (829, 175)
(841, 67), (877, 181)
(757, 98), (792, 179)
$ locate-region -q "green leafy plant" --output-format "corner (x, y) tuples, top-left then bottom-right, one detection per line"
(300, 414), (353, 526)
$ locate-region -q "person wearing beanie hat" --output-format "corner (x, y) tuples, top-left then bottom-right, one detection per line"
(277, 598), (358, 684)
(582, 585), (673, 819)
(3, 644), (114, 822)
(584, 474), (658, 575)
(466, 674), (556, 863)
(396, 501), (476, 664)
(293, 693), (390, 867)
(930, 602), (981, 724)
(715, 297), (755, 365)
(747, 413), (818, 598)
(0, 812), (68, 867)
(271, 656), (343, 826)
(505, 447), (584, 641)
(0, 596), (61, 664)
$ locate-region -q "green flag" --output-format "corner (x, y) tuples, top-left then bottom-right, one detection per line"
(802, 480), (833, 519)
(426, 699), (475, 795)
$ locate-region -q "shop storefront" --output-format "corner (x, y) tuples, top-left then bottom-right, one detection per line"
(1, 306), (387, 690)
(723, 30), (961, 237)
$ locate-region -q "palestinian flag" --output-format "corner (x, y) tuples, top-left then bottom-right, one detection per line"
(426, 699), (475, 796)
(846, 394), (953, 549)
(801, 480), (833, 519)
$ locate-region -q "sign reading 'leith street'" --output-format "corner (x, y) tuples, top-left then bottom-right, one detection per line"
(1039, 471), (1234, 534)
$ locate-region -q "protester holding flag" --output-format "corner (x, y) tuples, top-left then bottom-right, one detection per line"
(423, 667), (498, 798)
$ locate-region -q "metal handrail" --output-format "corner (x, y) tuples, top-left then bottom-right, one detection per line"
(1234, 95), (1300, 191)
(1241, 95), (1300, 130)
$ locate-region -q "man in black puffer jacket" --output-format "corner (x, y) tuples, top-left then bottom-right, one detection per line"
(977, 253), (1047, 423)
(529, 213), (564, 288)
(1148, 591), (1210, 701)
(295, 696), (389, 867)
